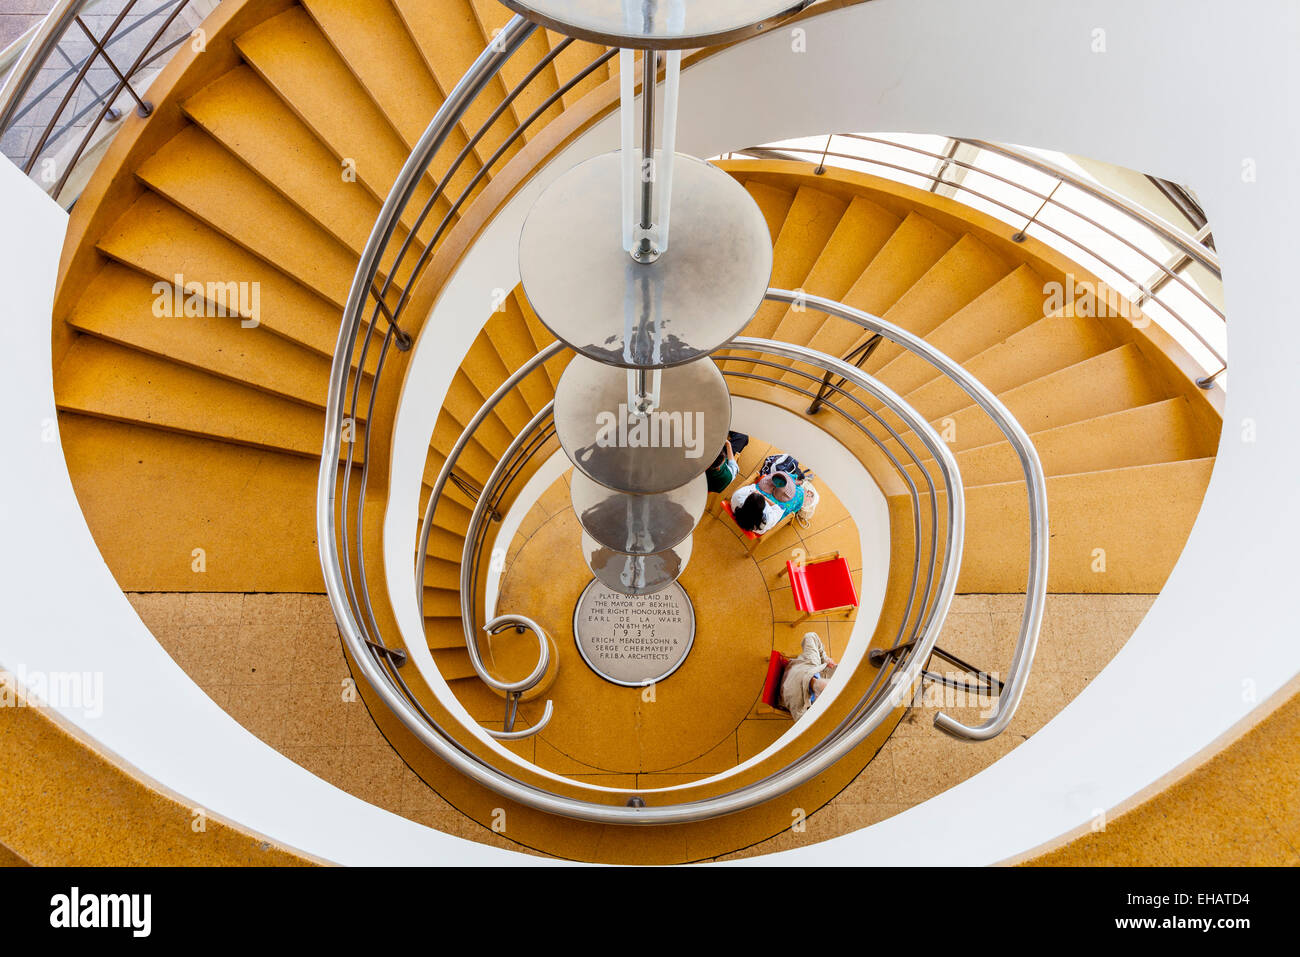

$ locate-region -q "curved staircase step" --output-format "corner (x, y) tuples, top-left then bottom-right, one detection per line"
(467, 0), (565, 140)
(180, 65), (421, 267)
(58, 414), (330, 592)
(55, 337), (349, 461)
(799, 210), (958, 361)
(96, 193), (379, 374)
(390, 0), (525, 169)
(948, 457), (1217, 592)
(65, 262), (354, 411)
(136, 125), (361, 306)
(234, 6), (455, 244)
(906, 397), (1214, 486)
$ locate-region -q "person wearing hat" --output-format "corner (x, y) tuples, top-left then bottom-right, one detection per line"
(729, 451), (810, 534)
(780, 632), (838, 720)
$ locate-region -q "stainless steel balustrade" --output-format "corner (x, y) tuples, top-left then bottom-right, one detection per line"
(737, 135), (1227, 387)
(321, 10), (1047, 819)
(399, 332), (963, 822)
(763, 289), (1049, 740)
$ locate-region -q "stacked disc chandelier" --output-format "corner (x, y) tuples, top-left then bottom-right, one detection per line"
(512, 1), (791, 595)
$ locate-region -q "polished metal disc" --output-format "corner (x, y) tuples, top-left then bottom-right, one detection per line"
(518, 151), (773, 369)
(571, 470), (706, 554)
(500, 0), (811, 49)
(554, 355), (731, 494)
(581, 529), (692, 597)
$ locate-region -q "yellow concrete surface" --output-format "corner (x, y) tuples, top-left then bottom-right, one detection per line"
(0, 668), (314, 866)
(1022, 676), (1300, 866)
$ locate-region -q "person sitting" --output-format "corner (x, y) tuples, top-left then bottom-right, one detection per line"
(705, 431), (748, 496)
(780, 632), (837, 720)
(729, 453), (808, 534)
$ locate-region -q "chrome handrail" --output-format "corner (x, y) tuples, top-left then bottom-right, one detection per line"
(736, 134), (1227, 387)
(764, 289), (1048, 740)
(323, 9), (1042, 821)
(395, 334), (962, 822)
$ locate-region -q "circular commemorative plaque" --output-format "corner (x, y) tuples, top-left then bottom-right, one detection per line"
(572, 578), (696, 687)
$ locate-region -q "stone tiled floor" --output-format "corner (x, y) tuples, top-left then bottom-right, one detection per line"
(0, 0), (50, 50)
(490, 452), (865, 784)
(710, 592), (1157, 860)
(125, 590), (549, 858)
(128, 588), (1152, 861)
(1, 0), (204, 172)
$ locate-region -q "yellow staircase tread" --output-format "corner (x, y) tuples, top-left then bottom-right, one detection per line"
(886, 342), (1168, 460)
(543, 28), (609, 109)
(856, 232), (1015, 378)
(903, 311), (1120, 421)
(180, 65), (418, 264)
(423, 588), (462, 618)
(56, 337), (348, 462)
(431, 646), (480, 681)
(95, 193), (376, 373)
(441, 372), (518, 459)
(741, 179), (797, 242)
(482, 303), (557, 416)
(801, 210), (958, 361)
(136, 125), (359, 307)
(390, 0), (525, 171)
(419, 477), (478, 517)
(468, 0), (565, 139)
(460, 333), (537, 435)
(64, 262), (358, 412)
(870, 263), (1048, 399)
(425, 524), (468, 563)
(734, 185), (849, 362)
(426, 616), (469, 651)
(428, 415), (502, 488)
(57, 414), (331, 592)
(909, 397), (1214, 487)
(433, 497), (473, 537)
(768, 194), (903, 356)
(233, 7), (455, 243)
(942, 457), (1217, 593)
(423, 555), (461, 591)
(513, 289), (567, 390)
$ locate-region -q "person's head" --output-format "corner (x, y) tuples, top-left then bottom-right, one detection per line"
(734, 491), (767, 532)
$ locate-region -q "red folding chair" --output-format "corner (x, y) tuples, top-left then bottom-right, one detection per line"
(780, 551), (859, 623)
(759, 650), (790, 714)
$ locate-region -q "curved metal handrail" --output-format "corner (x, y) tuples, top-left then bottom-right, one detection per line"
(737, 134), (1227, 387)
(764, 289), (1048, 739)
(322, 9), (1043, 820)
(397, 334), (962, 822)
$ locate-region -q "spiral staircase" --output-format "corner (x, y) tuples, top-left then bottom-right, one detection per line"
(2, 0), (1293, 867)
